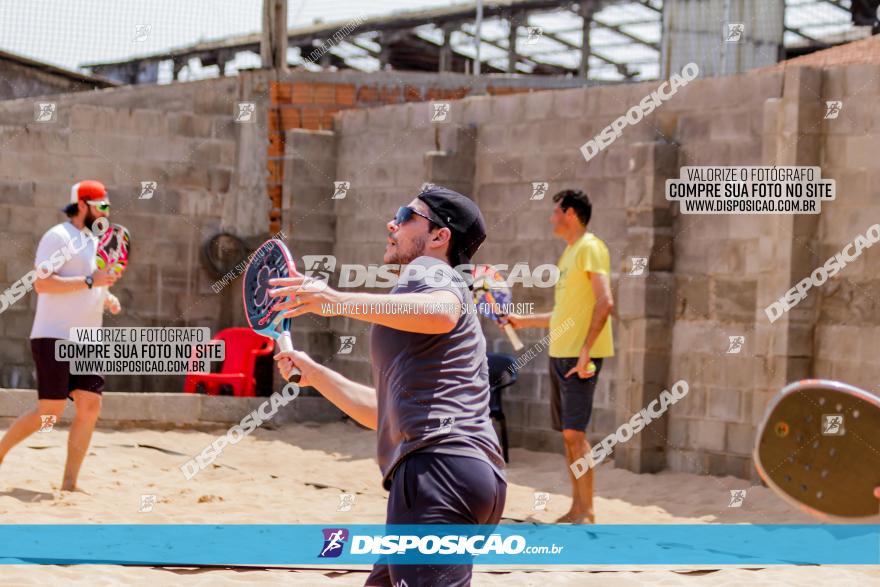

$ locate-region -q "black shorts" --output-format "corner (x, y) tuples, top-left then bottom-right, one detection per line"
(366, 451), (507, 587)
(31, 338), (104, 401)
(549, 356), (603, 432)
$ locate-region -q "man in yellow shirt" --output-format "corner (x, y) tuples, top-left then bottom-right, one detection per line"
(507, 189), (614, 524)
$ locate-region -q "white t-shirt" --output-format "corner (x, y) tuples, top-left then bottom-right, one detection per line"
(30, 222), (106, 340)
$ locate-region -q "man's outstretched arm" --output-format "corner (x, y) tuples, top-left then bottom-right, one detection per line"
(275, 349), (378, 430)
(269, 276), (462, 334)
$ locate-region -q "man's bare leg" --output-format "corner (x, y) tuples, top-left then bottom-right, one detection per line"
(0, 400), (66, 469)
(557, 429), (594, 524)
(61, 390), (101, 491)
(555, 433), (579, 522)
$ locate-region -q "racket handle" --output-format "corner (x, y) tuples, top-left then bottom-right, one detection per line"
(277, 332), (302, 383)
(278, 331), (293, 352)
(504, 323), (524, 351)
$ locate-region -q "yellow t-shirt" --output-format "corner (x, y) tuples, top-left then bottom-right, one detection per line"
(549, 232), (614, 358)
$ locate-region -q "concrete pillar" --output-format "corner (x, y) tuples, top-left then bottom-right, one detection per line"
(281, 129), (339, 391)
(613, 141), (679, 473)
(759, 67), (824, 388)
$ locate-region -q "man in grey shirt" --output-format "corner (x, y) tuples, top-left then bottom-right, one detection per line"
(271, 187), (506, 587)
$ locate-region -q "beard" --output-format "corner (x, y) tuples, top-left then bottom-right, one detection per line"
(83, 207), (98, 230)
(386, 234), (427, 267)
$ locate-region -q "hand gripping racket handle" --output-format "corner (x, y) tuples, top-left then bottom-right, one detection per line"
(503, 323), (524, 351)
(277, 332), (302, 383)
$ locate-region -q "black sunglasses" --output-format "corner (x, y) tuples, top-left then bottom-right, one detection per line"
(394, 206), (440, 227)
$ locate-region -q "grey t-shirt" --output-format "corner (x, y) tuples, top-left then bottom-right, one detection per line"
(370, 256), (506, 490)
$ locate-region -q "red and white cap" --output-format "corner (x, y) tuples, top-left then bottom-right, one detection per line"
(70, 180), (109, 205)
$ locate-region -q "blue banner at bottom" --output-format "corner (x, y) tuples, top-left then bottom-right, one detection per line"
(0, 525), (877, 566)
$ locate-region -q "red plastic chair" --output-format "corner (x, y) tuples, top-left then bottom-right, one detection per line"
(183, 328), (274, 397)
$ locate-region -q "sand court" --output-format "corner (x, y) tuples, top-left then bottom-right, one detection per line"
(1, 421), (877, 585)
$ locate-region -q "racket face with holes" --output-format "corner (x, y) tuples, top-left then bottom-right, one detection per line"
(754, 379), (880, 519)
(242, 239), (294, 344)
(96, 224), (131, 275)
(472, 264), (512, 321)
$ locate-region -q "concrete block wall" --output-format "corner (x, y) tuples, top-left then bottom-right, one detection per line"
(317, 65), (878, 479)
(268, 69), (588, 134)
(0, 69), (587, 414)
(458, 85), (647, 454)
(661, 71), (785, 479)
(612, 140), (678, 474)
(3, 63), (879, 478)
(0, 56), (113, 101)
(320, 80), (678, 459)
(0, 75), (275, 393)
(813, 64), (880, 392)
(280, 129), (338, 392)
(657, 66), (879, 479)
(0, 76), (242, 125)
(321, 102), (440, 390)
(323, 82), (675, 455)
(264, 70), (592, 234)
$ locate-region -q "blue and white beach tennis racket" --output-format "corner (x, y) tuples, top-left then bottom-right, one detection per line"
(243, 239), (301, 383)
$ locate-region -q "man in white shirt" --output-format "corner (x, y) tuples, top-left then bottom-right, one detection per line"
(0, 180), (123, 492)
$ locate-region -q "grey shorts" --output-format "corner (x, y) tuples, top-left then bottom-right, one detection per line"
(549, 356), (603, 432)
(366, 451), (507, 587)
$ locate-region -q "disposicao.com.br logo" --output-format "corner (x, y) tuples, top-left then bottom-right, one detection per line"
(302, 256), (560, 289)
(318, 528), (563, 558)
